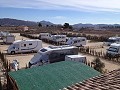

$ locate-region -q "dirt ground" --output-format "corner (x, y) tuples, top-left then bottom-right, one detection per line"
(0, 33), (119, 71)
(84, 41), (119, 71)
(0, 33), (51, 69)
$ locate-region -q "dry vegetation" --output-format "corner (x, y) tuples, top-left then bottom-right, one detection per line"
(1, 26), (120, 37)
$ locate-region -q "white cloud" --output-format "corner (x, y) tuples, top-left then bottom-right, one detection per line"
(1, 0), (120, 12)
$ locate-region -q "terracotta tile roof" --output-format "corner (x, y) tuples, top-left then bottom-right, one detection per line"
(63, 69), (120, 90)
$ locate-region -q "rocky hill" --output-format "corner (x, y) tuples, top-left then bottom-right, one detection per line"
(0, 18), (38, 26)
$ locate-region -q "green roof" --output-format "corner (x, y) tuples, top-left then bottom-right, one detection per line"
(9, 61), (100, 90)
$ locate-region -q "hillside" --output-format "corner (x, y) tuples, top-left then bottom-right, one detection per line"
(0, 18), (56, 27)
(0, 18), (38, 26)
(40, 20), (55, 26)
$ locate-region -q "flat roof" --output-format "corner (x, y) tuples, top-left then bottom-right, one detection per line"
(52, 34), (66, 36)
(39, 45), (77, 52)
(40, 33), (50, 34)
(66, 55), (85, 58)
(8, 61), (100, 90)
(69, 37), (86, 39)
(111, 43), (120, 47)
(13, 39), (41, 43)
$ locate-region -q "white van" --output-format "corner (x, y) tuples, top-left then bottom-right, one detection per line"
(50, 35), (67, 42)
(39, 33), (51, 39)
(7, 39), (42, 54)
(66, 37), (86, 47)
(104, 37), (120, 46)
(29, 45), (78, 67)
(65, 55), (86, 63)
(106, 43), (120, 57)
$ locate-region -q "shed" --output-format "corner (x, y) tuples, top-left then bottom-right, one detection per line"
(65, 55), (86, 63)
(3, 34), (15, 44)
(8, 61), (100, 90)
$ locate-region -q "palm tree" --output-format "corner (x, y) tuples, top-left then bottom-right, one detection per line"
(92, 57), (105, 73)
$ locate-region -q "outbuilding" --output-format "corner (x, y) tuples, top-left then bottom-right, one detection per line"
(8, 61), (100, 90)
(3, 34), (15, 44)
(65, 54), (86, 63)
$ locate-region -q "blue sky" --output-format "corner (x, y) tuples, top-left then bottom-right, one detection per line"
(1, 0), (120, 24)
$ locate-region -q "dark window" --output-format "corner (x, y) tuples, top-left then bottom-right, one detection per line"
(50, 53), (58, 59)
(82, 39), (85, 41)
(40, 48), (47, 52)
(78, 40), (80, 42)
(24, 44), (26, 47)
(108, 47), (119, 52)
(74, 41), (77, 43)
(29, 43), (32, 45)
(108, 39), (116, 43)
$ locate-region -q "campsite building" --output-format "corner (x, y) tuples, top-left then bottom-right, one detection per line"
(8, 61), (100, 90)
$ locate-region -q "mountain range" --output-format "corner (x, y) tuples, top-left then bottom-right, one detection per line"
(0, 18), (120, 30)
(0, 18), (55, 26)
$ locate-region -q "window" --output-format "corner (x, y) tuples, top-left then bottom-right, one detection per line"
(21, 43), (26, 47)
(29, 43), (32, 45)
(108, 39), (116, 43)
(24, 44), (26, 47)
(56, 36), (60, 39)
(49, 52), (60, 59)
(82, 39), (85, 41)
(74, 41), (77, 43)
(40, 48), (47, 52)
(108, 47), (119, 52)
(78, 40), (80, 42)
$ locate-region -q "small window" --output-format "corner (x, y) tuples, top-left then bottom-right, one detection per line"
(82, 39), (85, 41)
(21, 43), (26, 47)
(29, 43), (32, 45)
(40, 48), (47, 52)
(56, 37), (59, 39)
(24, 44), (26, 47)
(74, 41), (77, 43)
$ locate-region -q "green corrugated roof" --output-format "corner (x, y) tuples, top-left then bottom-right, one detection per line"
(9, 61), (100, 90)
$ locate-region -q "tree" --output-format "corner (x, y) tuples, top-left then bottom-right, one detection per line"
(38, 23), (42, 27)
(46, 25), (49, 27)
(92, 57), (105, 73)
(63, 23), (69, 29)
(69, 25), (73, 29)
